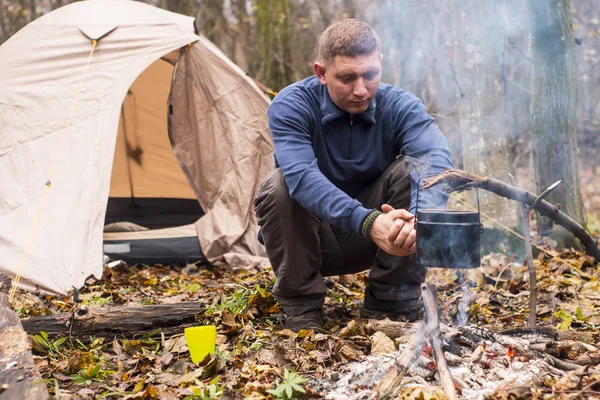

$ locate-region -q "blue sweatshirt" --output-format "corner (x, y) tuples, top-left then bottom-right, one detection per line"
(268, 75), (454, 236)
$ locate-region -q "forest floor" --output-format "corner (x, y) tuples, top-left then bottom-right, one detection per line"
(11, 164), (600, 400)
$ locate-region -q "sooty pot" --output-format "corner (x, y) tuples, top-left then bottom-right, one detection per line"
(415, 181), (484, 269)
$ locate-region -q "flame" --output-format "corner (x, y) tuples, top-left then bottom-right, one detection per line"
(507, 347), (515, 357)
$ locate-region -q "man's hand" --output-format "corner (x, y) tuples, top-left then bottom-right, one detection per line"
(370, 204), (416, 256)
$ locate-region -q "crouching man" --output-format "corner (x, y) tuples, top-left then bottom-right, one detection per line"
(254, 19), (453, 332)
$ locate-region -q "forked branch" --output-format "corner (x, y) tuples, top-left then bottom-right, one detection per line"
(423, 170), (600, 261)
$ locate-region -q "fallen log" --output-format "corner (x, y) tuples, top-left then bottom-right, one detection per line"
(21, 301), (206, 340)
(423, 170), (600, 261)
(0, 273), (48, 400)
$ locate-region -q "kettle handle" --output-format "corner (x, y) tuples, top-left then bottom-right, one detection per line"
(415, 175), (482, 224)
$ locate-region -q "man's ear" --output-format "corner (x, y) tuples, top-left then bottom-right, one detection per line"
(313, 61), (327, 85)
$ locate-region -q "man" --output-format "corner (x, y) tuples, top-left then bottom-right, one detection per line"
(254, 19), (453, 332)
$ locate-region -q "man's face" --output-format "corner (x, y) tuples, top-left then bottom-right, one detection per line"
(314, 51), (382, 114)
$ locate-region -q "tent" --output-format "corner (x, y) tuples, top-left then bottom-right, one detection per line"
(0, 0), (274, 295)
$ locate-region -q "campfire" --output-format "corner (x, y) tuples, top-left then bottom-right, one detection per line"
(322, 280), (600, 400)
(323, 178), (600, 399)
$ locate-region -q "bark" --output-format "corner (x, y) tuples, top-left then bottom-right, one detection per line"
(29, 0), (35, 22)
(423, 170), (600, 261)
(0, 0), (8, 43)
(421, 284), (457, 400)
(21, 301), (206, 341)
(527, 0), (586, 238)
(0, 274), (48, 400)
(449, 0), (518, 228)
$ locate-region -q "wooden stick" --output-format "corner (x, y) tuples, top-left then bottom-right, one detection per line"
(365, 319), (415, 339)
(0, 273), (49, 400)
(508, 174), (537, 327)
(543, 354), (585, 371)
(21, 301), (206, 341)
(423, 170), (600, 261)
(421, 284), (457, 400)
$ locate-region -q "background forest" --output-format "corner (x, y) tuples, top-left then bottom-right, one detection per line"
(2, 0), (599, 235)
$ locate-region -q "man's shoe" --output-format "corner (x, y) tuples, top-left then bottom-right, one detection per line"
(360, 288), (423, 321)
(282, 310), (323, 332)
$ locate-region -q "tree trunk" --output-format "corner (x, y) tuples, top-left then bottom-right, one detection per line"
(0, 274), (48, 400)
(257, 0), (294, 91)
(449, 0), (518, 227)
(0, 0), (7, 44)
(527, 0), (586, 242)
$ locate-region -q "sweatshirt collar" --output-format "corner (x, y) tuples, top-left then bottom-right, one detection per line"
(320, 83), (377, 125)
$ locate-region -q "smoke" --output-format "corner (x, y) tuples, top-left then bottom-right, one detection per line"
(456, 271), (476, 327)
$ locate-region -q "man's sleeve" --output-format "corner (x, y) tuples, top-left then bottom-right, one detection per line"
(268, 92), (372, 235)
(393, 94), (455, 214)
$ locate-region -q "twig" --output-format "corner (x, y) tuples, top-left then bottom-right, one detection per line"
(529, 180), (561, 211)
(543, 354), (585, 371)
(421, 284), (457, 400)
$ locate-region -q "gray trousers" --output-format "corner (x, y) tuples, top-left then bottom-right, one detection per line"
(253, 156), (426, 316)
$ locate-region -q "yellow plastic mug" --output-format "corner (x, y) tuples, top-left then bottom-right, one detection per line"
(184, 325), (217, 364)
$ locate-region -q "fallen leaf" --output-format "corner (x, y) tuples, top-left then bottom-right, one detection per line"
(370, 331), (396, 355)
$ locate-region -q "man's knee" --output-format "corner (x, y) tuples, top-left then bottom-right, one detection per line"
(386, 156), (411, 184)
(254, 168), (291, 221)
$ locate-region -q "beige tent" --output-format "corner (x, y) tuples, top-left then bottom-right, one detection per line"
(0, 0), (273, 294)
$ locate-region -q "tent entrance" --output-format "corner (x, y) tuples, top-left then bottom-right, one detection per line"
(104, 197), (202, 230)
(103, 53), (205, 265)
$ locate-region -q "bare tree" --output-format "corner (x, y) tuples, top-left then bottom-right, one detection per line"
(527, 0), (586, 242)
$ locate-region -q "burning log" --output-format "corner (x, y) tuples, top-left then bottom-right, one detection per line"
(421, 284), (457, 400)
(423, 170), (600, 262)
(0, 273), (48, 400)
(367, 285), (458, 400)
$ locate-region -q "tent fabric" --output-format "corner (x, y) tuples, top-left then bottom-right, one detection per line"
(110, 54), (197, 200)
(0, 0), (272, 295)
(170, 37), (274, 270)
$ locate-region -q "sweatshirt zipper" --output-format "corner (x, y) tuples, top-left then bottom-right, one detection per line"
(348, 114), (354, 157)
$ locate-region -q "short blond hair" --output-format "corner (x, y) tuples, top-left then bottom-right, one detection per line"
(318, 19), (381, 65)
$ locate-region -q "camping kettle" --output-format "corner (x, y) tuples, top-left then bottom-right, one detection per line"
(414, 178), (484, 269)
